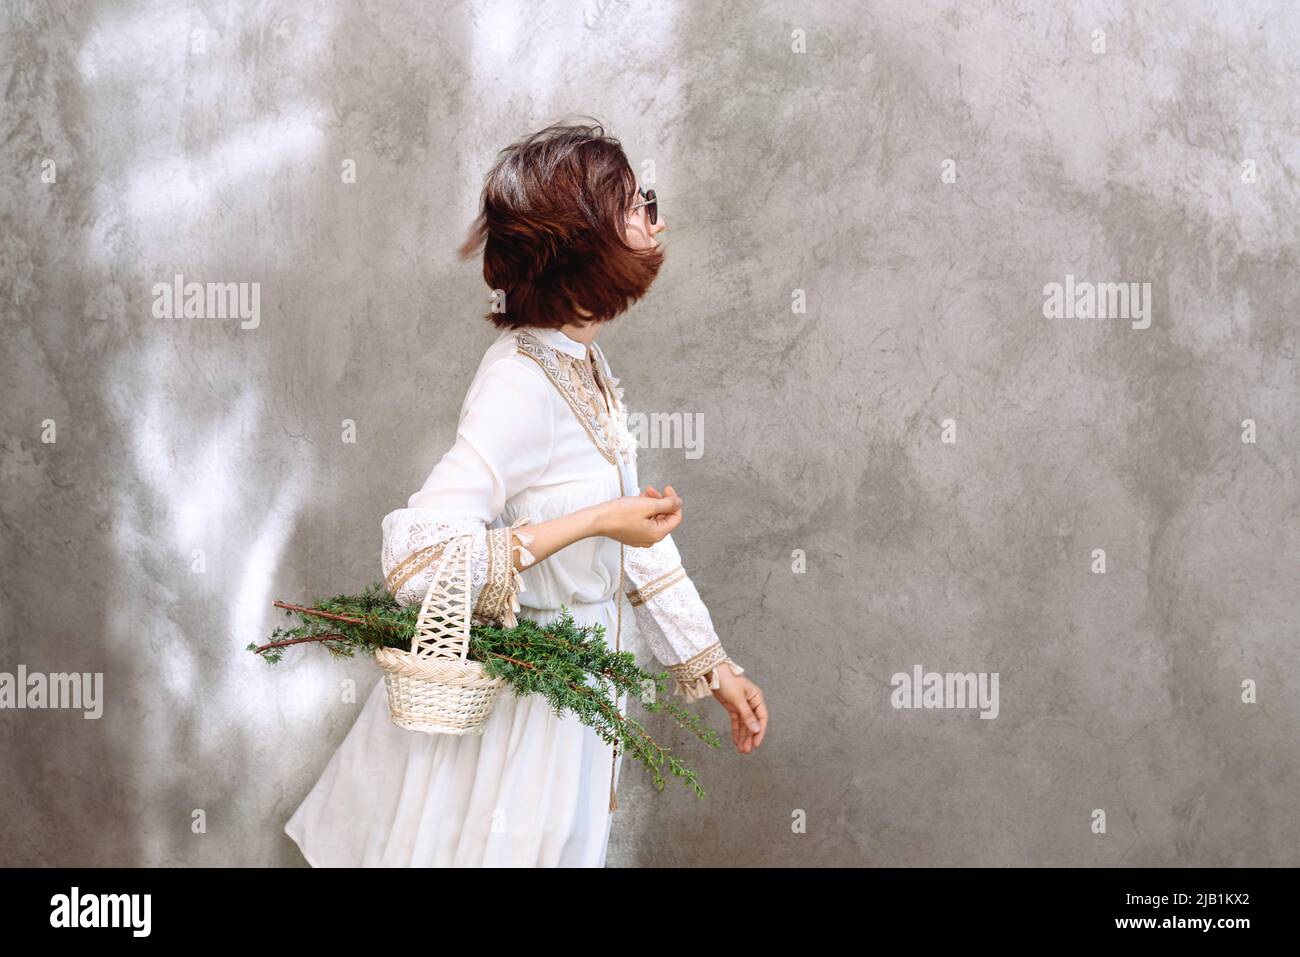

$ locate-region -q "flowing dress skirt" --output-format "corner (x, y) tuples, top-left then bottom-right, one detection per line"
(283, 594), (638, 867)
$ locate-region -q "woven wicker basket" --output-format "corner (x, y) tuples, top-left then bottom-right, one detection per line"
(373, 531), (509, 735)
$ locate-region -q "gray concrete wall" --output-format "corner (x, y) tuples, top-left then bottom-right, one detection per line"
(2, 0), (1297, 866)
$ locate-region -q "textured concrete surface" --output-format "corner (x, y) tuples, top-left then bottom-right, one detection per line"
(2, 0), (1298, 866)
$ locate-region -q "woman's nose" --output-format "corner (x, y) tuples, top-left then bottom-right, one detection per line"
(650, 215), (666, 235)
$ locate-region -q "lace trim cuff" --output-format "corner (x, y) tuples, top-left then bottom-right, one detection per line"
(473, 515), (536, 627)
(666, 642), (745, 701)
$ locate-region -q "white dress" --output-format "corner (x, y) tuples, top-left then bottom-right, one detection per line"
(284, 323), (744, 867)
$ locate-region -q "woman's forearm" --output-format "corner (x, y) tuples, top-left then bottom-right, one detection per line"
(511, 503), (606, 572)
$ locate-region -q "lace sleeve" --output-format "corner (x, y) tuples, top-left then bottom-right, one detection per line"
(381, 356), (554, 626)
(381, 510), (537, 626)
(622, 532), (744, 700)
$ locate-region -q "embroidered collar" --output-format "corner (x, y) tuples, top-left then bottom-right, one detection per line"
(515, 328), (636, 467)
(520, 325), (591, 359)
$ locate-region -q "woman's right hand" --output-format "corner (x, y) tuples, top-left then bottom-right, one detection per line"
(596, 488), (683, 547)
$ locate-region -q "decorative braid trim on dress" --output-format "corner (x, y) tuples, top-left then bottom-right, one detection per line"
(627, 564), (688, 606)
(515, 331), (636, 465)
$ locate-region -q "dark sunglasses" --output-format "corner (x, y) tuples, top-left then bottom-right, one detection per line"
(628, 186), (658, 225)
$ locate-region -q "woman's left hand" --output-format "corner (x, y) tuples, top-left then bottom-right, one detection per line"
(642, 483), (768, 754)
(710, 664), (767, 754)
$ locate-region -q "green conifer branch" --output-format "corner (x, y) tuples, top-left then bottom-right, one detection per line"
(250, 582), (722, 798)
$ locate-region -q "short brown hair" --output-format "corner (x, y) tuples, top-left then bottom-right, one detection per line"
(458, 118), (664, 330)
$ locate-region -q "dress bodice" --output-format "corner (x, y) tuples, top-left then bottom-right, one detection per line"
(381, 321), (742, 703)
(499, 327), (639, 610)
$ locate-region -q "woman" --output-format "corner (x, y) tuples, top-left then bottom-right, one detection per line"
(284, 120), (767, 867)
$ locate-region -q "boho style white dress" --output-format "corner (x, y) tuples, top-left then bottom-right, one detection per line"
(283, 323), (744, 867)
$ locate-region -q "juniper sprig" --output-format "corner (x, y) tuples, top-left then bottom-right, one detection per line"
(250, 583), (723, 797)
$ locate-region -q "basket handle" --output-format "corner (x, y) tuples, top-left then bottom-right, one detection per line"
(410, 531), (474, 664)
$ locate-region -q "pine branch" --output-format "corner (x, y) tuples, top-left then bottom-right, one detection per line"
(252, 583), (722, 797)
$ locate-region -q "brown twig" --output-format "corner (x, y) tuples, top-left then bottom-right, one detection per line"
(252, 632), (348, 654)
(272, 601), (370, 626)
